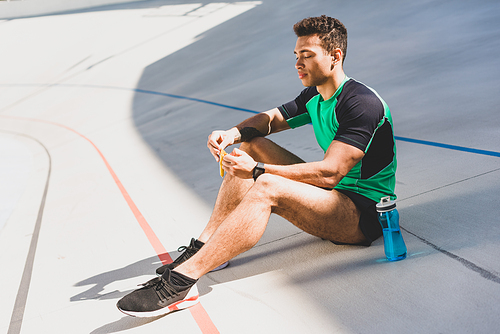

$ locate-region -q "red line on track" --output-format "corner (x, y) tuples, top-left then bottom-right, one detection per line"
(189, 303), (221, 333)
(2, 115), (220, 334)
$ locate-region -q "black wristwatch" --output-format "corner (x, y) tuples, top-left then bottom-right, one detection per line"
(252, 162), (265, 181)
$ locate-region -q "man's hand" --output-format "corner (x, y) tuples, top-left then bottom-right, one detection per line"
(207, 127), (241, 162)
(221, 148), (256, 179)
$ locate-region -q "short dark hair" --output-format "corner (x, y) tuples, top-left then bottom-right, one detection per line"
(293, 15), (347, 62)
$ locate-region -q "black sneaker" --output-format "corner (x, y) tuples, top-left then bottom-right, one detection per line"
(156, 238), (229, 276)
(117, 269), (199, 317)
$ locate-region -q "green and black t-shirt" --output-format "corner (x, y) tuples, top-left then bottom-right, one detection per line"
(278, 77), (397, 203)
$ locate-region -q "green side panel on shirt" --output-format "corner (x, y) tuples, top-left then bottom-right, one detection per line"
(335, 147), (397, 203)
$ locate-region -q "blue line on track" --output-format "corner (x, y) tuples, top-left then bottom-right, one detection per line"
(133, 88), (260, 114)
(3, 83), (500, 158)
(394, 136), (500, 158)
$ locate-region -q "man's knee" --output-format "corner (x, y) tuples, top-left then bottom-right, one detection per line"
(249, 173), (283, 204)
(253, 172), (277, 187)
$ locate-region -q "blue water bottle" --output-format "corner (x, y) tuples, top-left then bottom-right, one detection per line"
(376, 196), (407, 261)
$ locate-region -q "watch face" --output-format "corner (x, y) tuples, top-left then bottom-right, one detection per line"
(253, 163), (265, 180)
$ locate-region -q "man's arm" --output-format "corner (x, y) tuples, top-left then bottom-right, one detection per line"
(236, 108), (290, 142)
(207, 108), (290, 161)
(223, 139), (364, 189)
(263, 140), (364, 188)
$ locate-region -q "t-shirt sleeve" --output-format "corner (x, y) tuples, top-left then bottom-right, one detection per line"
(334, 87), (385, 152)
(277, 87), (318, 128)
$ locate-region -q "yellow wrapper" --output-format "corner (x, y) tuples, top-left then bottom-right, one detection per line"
(219, 149), (227, 178)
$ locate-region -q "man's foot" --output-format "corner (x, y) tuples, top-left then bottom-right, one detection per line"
(117, 269), (199, 317)
(156, 238), (229, 276)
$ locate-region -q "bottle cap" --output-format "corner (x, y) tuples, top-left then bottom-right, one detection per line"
(376, 196), (396, 212)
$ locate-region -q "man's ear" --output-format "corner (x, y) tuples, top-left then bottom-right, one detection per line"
(332, 48), (342, 64)
(330, 48), (342, 70)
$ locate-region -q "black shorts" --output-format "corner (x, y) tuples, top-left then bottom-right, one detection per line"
(334, 189), (382, 246)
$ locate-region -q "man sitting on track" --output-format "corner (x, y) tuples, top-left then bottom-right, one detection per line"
(117, 15), (397, 318)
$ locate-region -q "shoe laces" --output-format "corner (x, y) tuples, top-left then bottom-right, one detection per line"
(140, 276), (179, 302)
(174, 243), (199, 264)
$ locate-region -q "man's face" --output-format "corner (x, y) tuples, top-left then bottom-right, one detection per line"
(294, 34), (333, 87)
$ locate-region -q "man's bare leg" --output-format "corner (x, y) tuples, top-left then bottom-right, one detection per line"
(197, 138), (305, 243)
(197, 174), (253, 243)
(176, 164), (367, 280)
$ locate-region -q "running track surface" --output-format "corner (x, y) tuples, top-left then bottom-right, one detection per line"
(1, 1), (500, 333)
